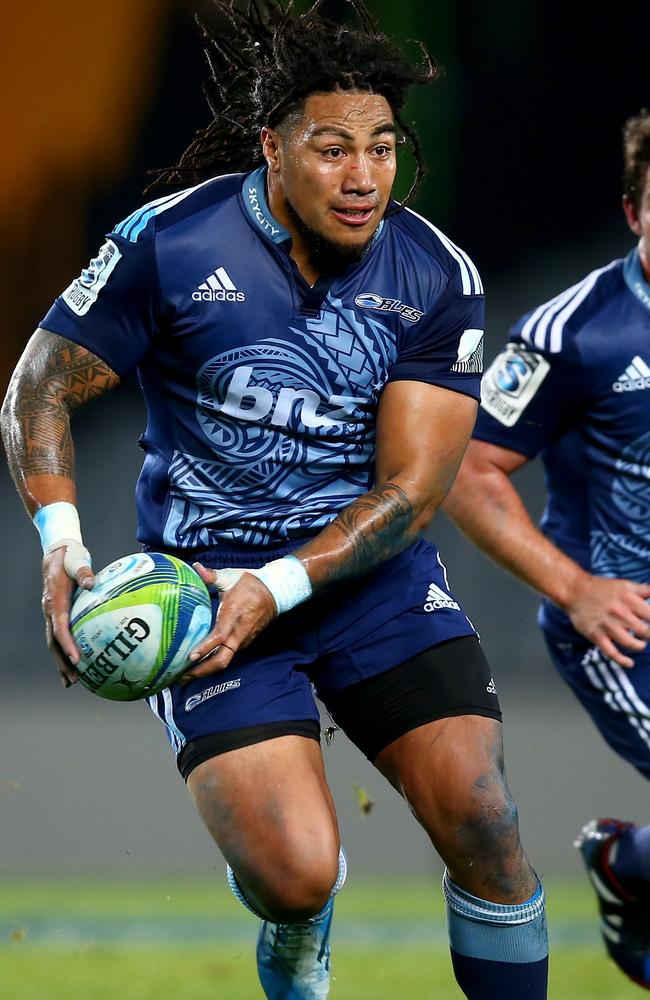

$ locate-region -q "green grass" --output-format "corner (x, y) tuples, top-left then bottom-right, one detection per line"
(0, 877), (644, 999)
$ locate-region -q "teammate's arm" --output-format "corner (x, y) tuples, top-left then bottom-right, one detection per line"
(186, 380), (477, 678)
(1, 328), (121, 685)
(443, 438), (650, 668)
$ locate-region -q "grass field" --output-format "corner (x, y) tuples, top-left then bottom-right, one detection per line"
(0, 877), (644, 999)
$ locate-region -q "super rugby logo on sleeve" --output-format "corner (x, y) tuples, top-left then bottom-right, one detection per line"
(62, 240), (122, 316)
(481, 345), (550, 426)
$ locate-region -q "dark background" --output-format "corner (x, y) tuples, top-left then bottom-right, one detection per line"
(1, 0), (649, 876)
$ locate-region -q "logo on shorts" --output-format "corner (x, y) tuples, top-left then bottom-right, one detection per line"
(423, 582), (460, 613)
(184, 678), (241, 712)
(486, 677), (497, 695)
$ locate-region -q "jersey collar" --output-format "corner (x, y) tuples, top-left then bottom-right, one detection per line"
(623, 248), (650, 313)
(241, 166), (386, 250)
(241, 167), (291, 245)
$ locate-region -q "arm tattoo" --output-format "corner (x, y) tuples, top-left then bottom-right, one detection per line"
(2, 334), (120, 483)
(321, 482), (414, 583)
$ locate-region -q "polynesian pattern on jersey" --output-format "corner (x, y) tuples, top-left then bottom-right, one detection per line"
(162, 296), (398, 548)
(591, 429), (650, 580)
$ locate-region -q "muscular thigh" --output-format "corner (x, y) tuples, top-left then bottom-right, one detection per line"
(188, 735), (338, 867)
(375, 714), (507, 827)
(375, 715), (531, 901)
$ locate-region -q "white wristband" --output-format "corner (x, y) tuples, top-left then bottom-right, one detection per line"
(253, 556), (313, 614)
(33, 501), (83, 554)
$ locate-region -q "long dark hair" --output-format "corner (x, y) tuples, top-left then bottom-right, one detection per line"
(149, 0), (438, 204)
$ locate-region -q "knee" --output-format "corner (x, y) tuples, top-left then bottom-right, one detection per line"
(454, 789), (521, 858)
(236, 843), (340, 922)
(431, 780), (522, 866)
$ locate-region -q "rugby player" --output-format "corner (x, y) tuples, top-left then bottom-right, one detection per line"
(2, 2), (548, 996)
(445, 110), (650, 989)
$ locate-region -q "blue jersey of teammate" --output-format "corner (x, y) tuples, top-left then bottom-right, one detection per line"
(474, 250), (650, 640)
(41, 168), (484, 558)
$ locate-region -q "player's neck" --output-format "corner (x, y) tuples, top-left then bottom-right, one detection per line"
(638, 240), (650, 284)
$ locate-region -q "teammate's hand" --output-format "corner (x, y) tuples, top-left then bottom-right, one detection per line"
(565, 573), (650, 668)
(41, 544), (95, 688)
(182, 563), (277, 679)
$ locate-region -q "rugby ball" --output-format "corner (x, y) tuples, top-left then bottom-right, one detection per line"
(69, 552), (212, 701)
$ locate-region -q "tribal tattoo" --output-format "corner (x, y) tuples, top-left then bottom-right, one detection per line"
(316, 481), (414, 584)
(2, 332), (120, 485)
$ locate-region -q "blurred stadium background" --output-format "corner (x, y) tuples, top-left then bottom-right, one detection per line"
(1, 1), (650, 996)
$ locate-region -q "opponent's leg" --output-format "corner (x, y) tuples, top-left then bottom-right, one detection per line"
(187, 734), (341, 999)
(376, 715), (547, 999)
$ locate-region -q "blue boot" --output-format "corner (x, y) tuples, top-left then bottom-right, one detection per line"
(256, 895), (334, 1000)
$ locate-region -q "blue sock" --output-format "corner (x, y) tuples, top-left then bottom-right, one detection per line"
(609, 825), (650, 886)
(443, 871), (548, 999)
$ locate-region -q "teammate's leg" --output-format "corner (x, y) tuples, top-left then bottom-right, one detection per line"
(187, 735), (341, 1000)
(547, 637), (650, 987)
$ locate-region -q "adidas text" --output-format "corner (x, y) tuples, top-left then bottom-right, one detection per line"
(192, 289), (245, 302)
(194, 266), (245, 302)
(613, 376), (650, 393)
(424, 582), (460, 613)
(612, 355), (650, 392)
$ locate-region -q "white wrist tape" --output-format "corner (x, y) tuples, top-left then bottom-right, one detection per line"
(33, 502), (92, 574)
(252, 556), (313, 614)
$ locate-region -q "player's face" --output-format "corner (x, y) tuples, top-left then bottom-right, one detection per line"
(623, 165), (650, 280)
(264, 91), (398, 262)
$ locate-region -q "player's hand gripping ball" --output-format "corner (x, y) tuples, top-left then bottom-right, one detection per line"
(69, 552), (212, 700)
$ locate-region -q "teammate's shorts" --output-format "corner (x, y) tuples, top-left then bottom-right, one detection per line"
(545, 634), (650, 780)
(147, 539), (501, 778)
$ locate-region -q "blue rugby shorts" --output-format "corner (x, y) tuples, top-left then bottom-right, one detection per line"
(148, 539), (479, 768)
(545, 634), (650, 780)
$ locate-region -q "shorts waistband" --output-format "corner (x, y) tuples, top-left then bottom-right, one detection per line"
(142, 541), (304, 569)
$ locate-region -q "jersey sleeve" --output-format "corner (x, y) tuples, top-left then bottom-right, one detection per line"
(386, 271), (484, 401)
(474, 320), (583, 457)
(39, 230), (161, 378)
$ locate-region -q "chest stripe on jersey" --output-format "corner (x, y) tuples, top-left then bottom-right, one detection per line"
(520, 261), (619, 353)
(403, 207), (483, 296)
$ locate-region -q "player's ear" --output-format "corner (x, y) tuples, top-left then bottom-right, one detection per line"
(623, 194), (642, 236)
(261, 127), (282, 173)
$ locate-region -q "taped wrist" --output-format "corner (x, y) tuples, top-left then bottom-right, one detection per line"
(33, 502), (92, 573)
(252, 555), (313, 614)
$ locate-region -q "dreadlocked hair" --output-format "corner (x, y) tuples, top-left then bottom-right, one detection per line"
(149, 0), (438, 205)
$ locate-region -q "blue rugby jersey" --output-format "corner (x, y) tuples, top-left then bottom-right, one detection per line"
(474, 251), (650, 639)
(42, 168), (484, 557)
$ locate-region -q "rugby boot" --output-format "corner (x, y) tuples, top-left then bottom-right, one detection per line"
(575, 818), (650, 989)
(256, 895), (334, 1000)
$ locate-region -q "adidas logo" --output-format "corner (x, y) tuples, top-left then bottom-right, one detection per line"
(612, 355), (650, 393)
(423, 582), (460, 613)
(192, 267), (246, 302)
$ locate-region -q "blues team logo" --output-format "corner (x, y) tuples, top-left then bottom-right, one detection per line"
(481, 345), (550, 427)
(355, 291), (423, 323)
